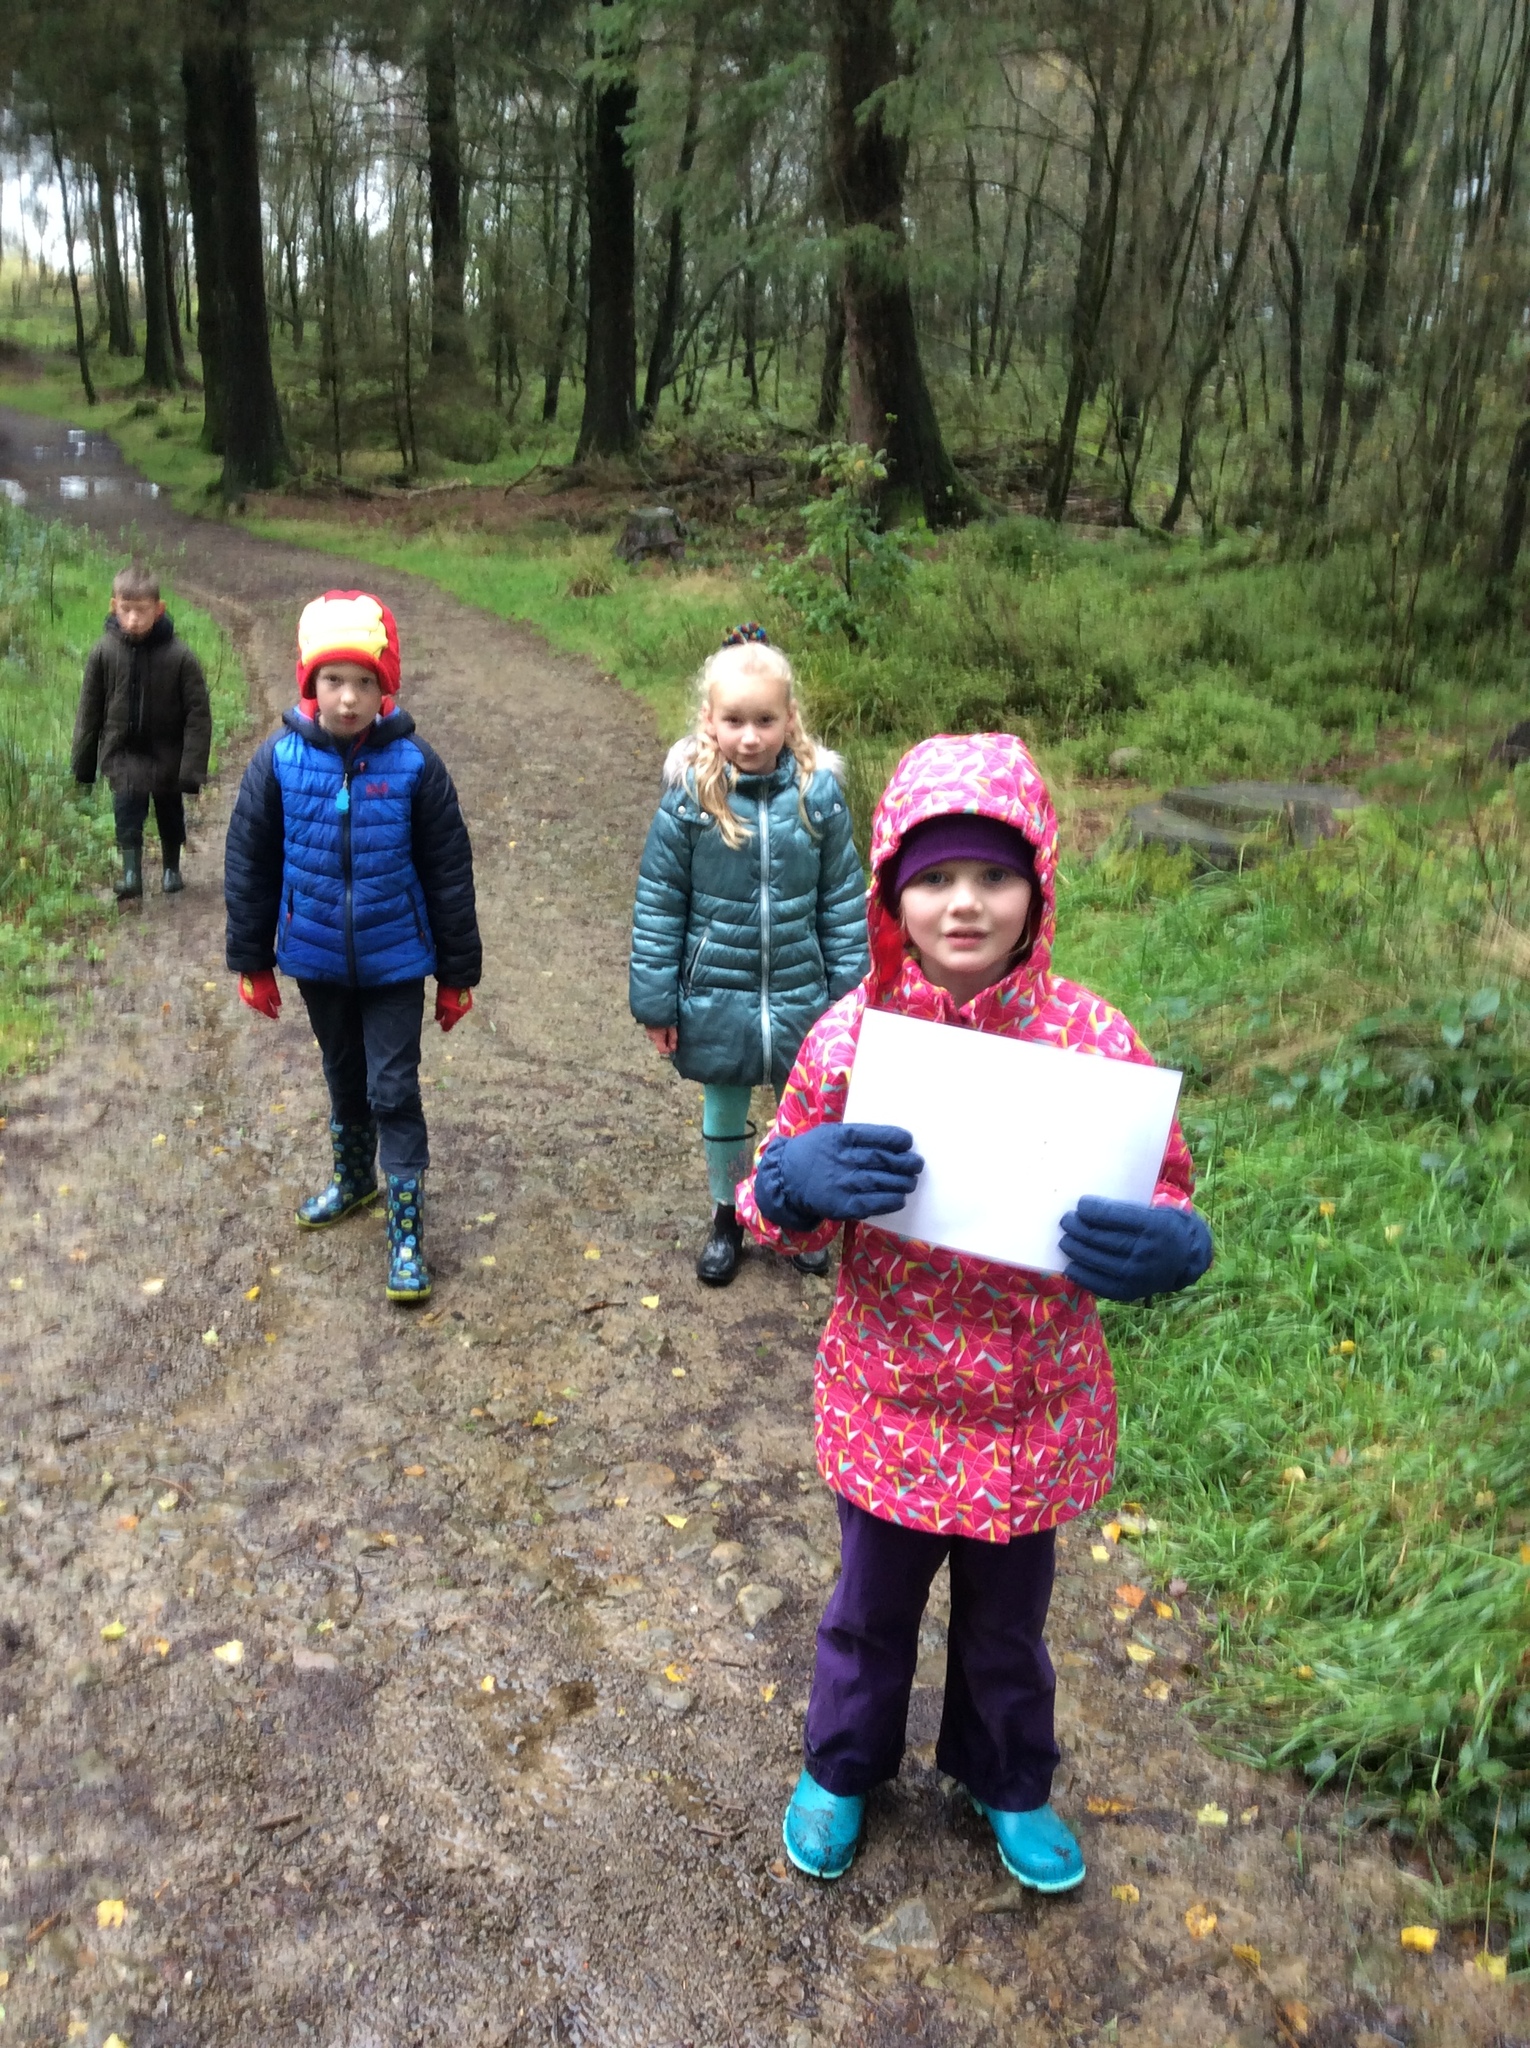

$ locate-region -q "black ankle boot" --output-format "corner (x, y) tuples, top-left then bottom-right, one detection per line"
(697, 1204), (744, 1287)
(115, 846), (143, 900)
(792, 1245), (831, 1277)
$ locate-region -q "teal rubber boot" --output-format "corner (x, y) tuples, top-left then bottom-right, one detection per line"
(782, 1770), (864, 1880)
(115, 845), (143, 900)
(296, 1119), (379, 1229)
(971, 1797), (1085, 1893)
(385, 1173), (431, 1304)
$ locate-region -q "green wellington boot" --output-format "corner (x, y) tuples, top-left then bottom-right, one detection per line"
(114, 845), (143, 900)
(296, 1119), (379, 1228)
(385, 1174), (432, 1303)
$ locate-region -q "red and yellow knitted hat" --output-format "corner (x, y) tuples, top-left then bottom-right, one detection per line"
(295, 591), (402, 707)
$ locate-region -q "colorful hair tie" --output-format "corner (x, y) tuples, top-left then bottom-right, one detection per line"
(722, 622), (770, 647)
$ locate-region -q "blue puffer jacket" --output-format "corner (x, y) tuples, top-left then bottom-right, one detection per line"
(629, 742), (869, 1090)
(224, 705), (481, 988)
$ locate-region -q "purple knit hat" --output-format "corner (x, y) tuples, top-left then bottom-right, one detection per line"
(883, 812), (1038, 908)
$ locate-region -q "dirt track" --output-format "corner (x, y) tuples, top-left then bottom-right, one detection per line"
(0, 408), (1519, 2048)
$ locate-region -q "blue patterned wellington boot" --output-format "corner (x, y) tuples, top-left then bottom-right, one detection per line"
(296, 1119), (379, 1229)
(384, 1174), (431, 1303)
(970, 1797), (1085, 1893)
(782, 1770), (864, 1879)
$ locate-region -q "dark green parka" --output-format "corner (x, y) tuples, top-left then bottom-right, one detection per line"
(629, 741), (869, 1090)
(71, 613), (212, 798)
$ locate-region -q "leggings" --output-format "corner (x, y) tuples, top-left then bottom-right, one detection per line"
(702, 1081), (768, 1207)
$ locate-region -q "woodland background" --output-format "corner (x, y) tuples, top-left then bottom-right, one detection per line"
(4, 0), (1530, 1976)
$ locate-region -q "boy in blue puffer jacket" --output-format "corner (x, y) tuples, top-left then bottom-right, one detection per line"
(224, 591), (480, 1304)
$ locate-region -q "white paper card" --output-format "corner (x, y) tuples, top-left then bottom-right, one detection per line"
(841, 1008), (1183, 1273)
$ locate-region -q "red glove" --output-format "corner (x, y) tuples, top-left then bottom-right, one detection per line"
(436, 986), (472, 1033)
(237, 970), (281, 1019)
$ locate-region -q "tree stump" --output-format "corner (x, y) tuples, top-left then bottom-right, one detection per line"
(614, 507), (685, 566)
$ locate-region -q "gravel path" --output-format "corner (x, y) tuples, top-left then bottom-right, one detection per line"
(0, 408), (1515, 2048)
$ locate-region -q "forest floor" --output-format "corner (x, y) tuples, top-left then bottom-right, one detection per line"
(0, 408), (1522, 2048)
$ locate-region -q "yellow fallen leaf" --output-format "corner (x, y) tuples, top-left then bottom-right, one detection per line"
(1197, 1804), (1229, 1826)
(480, 1254), (497, 1268)
(1338, 1338), (1356, 1355)
(1111, 1883), (1141, 1904)
(1090, 1543), (1110, 1562)
(149, 1638), (170, 1658)
(1231, 1942), (1261, 1968)
(156, 1492), (178, 1512)
(211, 1639), (244, 1666)
(1102, 1521), (1122, 1543)
(403, 1464), (426, 1478)
(1111, 1605), (1132, 1621)
(100, 1619), (127, 1641)
(613, 1495), (630, 1508)
(270, 1103), (286, 1114)
(141, 1277), (165, 1295)
(1318, 1200), (1335, 1218)
(269, 1262), (282, 1276)
(760, 1682), (778, 1702)
(370, 1531), (397, 1547)
(479, 1675), (496, 1693)
(1125, 1642), (1155, 1664)
(1086, 1796), (1134, 1815)
(663, 1663), (690, 1683)
(1114, 1584), (1145, 1609)
(1400, 1924), (1438, 1953)
(528, 1410), (558, 1428)
(57, 1184), (71, 1196)
(203, 980), (217, 990)
(1184, 1903), (1218, 1940)
(6, 1277), (22, 1291)
(1384, 1223), (1404, 1244)
(244, 1285), (261, 1301)
(476, 1213), (497, 1224)
(1475, 1489), (1496, 1508)
(641, 1295), (660, 1309)
(202, 1328), (219, 1347)
(152, 1133), (167, 1146)
(671, 1366), (686, 1378)
(316, 1619), (334, 1634)
(583, 1245), (601, 1260)
(69, 1248), (89, 1262)
(1143, 1678), (1171, 1700)
(1294, 1663), (1316, 1679)
(1477, 1951), (1508, 1980)
(1520, 1543), (1530, 1566)
(662, 1513), (689, 1529)
(1239, 1805), (1260, 1824)
(1282, 1465), (1306, 1485)
(1153, 1599), (1175, 1619)
(105, 2037), (130, 2048)
(96, 1898), (126, 1930)
(470, 1407), (486, 1418)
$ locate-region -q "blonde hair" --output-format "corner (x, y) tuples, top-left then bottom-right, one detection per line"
(690, 641), (823, 849)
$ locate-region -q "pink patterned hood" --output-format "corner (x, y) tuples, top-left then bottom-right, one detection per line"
(738, 732), (1196, 1542)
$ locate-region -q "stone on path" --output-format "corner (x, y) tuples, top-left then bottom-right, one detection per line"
(736, 1582), (784, 1628)
(1128, 780), (1367, 868)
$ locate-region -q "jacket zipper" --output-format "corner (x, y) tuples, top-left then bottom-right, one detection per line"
(682, 922), (714, 996)
(338, 753), (359, 985)
(758, 789), (773, 1079)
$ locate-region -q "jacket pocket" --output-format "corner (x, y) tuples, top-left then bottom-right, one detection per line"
(682, 923), (714, 995)
(409, 890), (429, 945)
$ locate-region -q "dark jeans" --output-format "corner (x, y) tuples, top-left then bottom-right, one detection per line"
(298, 979), (428, 1178)
(804, 1494), (1060, 1811)
(113, 789), (185, 859)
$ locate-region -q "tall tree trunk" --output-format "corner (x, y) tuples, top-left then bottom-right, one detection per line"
(92, 148), (135, 356)
(181, 31), (225, 454)
(208, 0), (289, 493)
(161, 187), (186, 375)
(543, 146), (583, 423)
(49, 125), (97, 407)
(127, 79), (177, 390)
(1310, 0), (1391, 509)
(965, 143), (982, 383)
(424, 6), (475, 381)
(1273, 0), (1307, 499)
(640, 34), (704, 427)
(1161, 2), (1300, 531)
(1047, 4), (1155, 521)
(816, 276), (845, 435)
(1492, 393), (1530, 583)
(827, 0), (971, 525)
(576, 0), (639, 460)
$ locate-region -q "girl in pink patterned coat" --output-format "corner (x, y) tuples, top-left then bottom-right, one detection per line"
(738, 732), (1212, 1890)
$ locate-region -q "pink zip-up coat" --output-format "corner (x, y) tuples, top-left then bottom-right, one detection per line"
(738, 733), (1197, 1543)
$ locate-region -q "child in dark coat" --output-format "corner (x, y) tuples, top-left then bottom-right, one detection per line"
(71, 564), (212, 900)
(223, 590), (480, 1304)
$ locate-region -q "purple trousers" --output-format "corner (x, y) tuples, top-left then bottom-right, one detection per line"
(804, 1495), (1060, 1811)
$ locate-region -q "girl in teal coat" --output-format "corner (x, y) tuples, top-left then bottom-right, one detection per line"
(630, 626), (869, 1285)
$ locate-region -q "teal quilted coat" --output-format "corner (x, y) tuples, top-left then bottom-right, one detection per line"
(630, 741), (869, 1089)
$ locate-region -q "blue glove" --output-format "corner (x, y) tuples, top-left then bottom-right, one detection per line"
(1059, 1197), (1212, 1302)
(755, 1122), (925, 1230)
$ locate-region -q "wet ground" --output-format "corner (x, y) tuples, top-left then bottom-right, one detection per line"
(0, 409), (1521, 2047)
